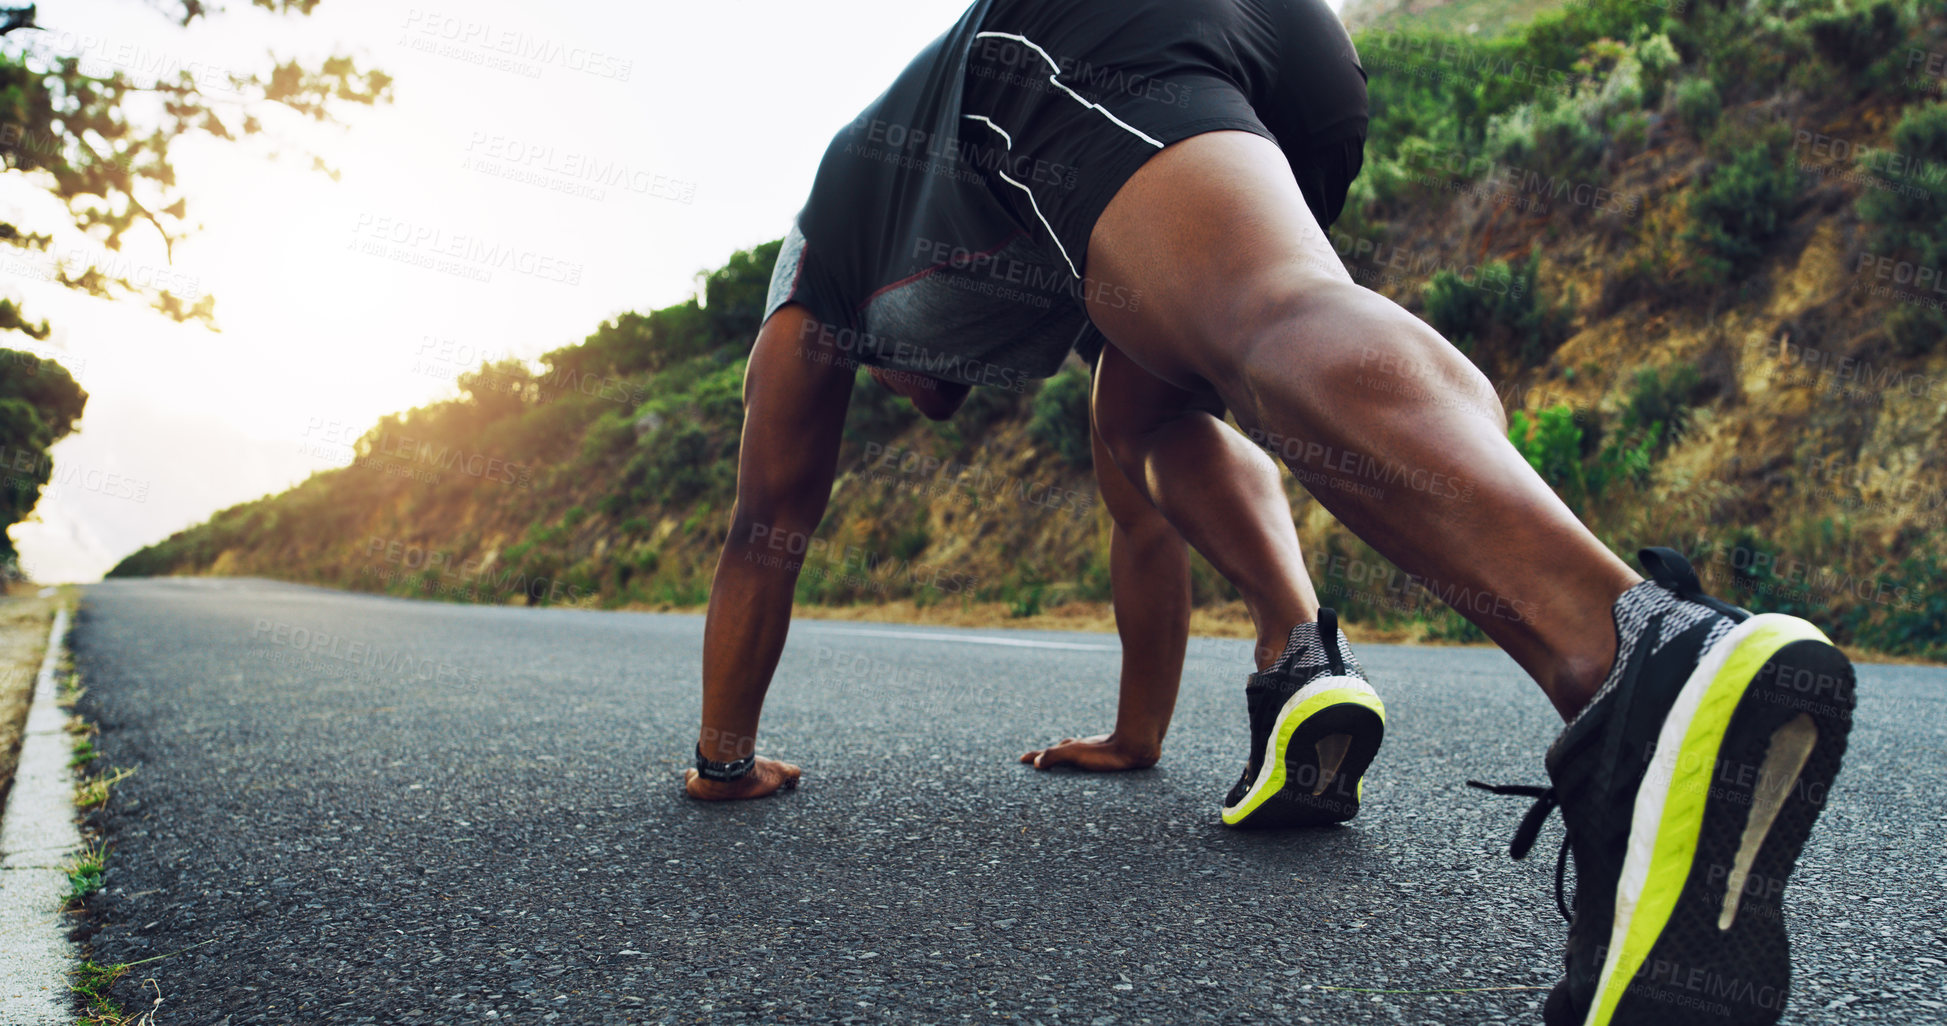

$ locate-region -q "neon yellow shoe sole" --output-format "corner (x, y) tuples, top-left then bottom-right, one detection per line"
(1582, 614), (1855, 1026)
(1221, 677), (1385, 828)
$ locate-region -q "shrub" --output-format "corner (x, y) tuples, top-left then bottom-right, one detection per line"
(1885, 304), (1947, 356)
(1593, 420), (1662, 490)
(1804, 0), (1910, 73)
(1488, 98), (1608, 182)
(1683, 125), (1800, 284)
(1028, 362), (1093, 468)
(889, 511), (930, 561)
(1624, 362), (1705, 440)
(1610, 110), (1651, 159)
(1424, 249), (1571, 364)
(1509, 405), (1589, 506)
(1509, 397), (1671, 512)
(1856, 103), (1947, 354)
(1635, 32), (1681, 107)
(1672, 77), (1720, 136)
(1718, 530), (1824, 622)
(627, 421), (718, 506)
(1855, 550), (1947, 658)
(1857, 102), (1947, 271)
(578, 410), (635, 465)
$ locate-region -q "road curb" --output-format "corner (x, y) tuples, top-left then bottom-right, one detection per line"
(0, 607), (80, 1026)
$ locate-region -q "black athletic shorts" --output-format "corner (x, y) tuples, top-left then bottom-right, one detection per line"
(767, 0), (1367, 389)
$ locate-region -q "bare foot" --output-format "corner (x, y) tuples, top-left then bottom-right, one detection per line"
(684, 757), (802, 800)
(1020, 733), (1160, 772)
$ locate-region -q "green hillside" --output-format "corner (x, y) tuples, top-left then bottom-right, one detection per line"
(1343, 0), (1569, 37)
(114, 0), (1947, 659)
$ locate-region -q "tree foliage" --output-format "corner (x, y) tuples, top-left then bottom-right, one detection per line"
(0, 1), (392, 331)
(0, 346), (86, 564)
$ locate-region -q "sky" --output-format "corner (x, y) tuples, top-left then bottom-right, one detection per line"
(5, 0), (1344, 583)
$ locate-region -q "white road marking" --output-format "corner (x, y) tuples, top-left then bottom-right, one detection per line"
(805, 626), (1116, 651)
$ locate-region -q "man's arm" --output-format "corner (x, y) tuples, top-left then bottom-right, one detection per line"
(688, 305), (855, 800)
(1020, 380), (1193, 771)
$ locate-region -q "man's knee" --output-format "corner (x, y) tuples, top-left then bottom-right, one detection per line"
(725, 493), (828, 556)
(1091, 405), (1155, 498)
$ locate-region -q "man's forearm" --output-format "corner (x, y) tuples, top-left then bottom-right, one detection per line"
(698, 526), (806, 761)
(1107, 516), (1192, 757)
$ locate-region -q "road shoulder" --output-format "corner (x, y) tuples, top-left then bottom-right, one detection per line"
(0, 599), (81, 1026)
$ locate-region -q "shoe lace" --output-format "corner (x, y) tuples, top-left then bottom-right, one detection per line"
(1466, 780), (1573, 923)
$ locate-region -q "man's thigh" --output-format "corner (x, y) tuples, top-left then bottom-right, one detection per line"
(1080, 130), (1351, 397)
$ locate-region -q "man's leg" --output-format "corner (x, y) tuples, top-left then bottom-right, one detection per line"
(688, 304), (855, 799)
(1089, 337), (1383, 827)
(1022, 370), (1192, 771)
(1081, 131), (1638, 719)
(1089, 340), (1320, 672)
(1077, 131), (1860, 1022)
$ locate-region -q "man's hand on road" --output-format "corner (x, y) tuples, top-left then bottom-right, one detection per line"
(684, 756), (803, 800)
(1020, 733), (1160, 772)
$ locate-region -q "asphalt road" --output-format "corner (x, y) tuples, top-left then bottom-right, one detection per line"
(67, 577), (1947, 1025)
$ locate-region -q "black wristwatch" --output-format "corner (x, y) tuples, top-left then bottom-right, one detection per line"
(694, 744), (756, 782)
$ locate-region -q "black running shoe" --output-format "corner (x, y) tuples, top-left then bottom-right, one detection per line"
(1470, 547), (1855, 1026)
(1221, 608), (1386, 828)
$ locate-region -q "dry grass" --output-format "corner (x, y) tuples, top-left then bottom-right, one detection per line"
(0, 584), (70, 809)
(716, 596), (1485, 648)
